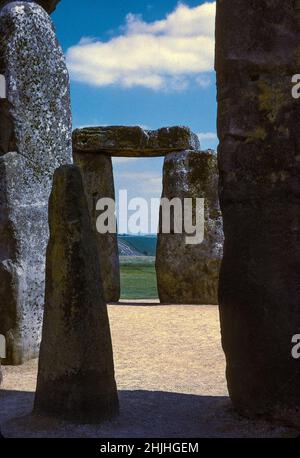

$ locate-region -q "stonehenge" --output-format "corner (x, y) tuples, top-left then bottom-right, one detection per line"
(3, 0), (300, 435)
(156, 150), (223, 305)
(0, 1), (72, 365)
(1, 0), (300, 436)
(216, 0), (300, 425)
(34, 165), (119, 424)
(73, 125), (222, 305)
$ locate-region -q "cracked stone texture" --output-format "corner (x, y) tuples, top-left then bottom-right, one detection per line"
(34, 165), (119, 424)
(156, 150), (223, 305)
(0, 1), (60, 14)
(73, 126), (200, 157)
(216, 0), (300, 426)
(0, 2), (72, 365)
(73, 151), (120, 303)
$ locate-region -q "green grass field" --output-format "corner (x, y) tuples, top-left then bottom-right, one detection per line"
(120, 256), (158, 300)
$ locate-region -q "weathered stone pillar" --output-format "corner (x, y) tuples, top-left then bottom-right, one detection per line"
(216, 0), (300, 424)
(34, 165), (119, 424)
(73, 152), (120, 303)
(156, 150), (223, 304)
(0, 1), (72, 364)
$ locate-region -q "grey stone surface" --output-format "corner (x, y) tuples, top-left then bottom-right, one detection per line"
(216, 0), (300, 426)
(73, 126), (200, 157)
(156, 150), (223, 305)
(0, 2), (72, 365)
(74, 151), (120, 303)
(34, 165), (119, 424)
(0, 1), (60, 14)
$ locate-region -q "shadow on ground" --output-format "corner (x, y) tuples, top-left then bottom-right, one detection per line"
(0, 389), (297, 438)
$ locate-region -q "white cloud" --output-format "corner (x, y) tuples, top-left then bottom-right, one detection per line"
(115, 171), (163, 195)
(112, 157), (139, 165)
(66, 2), (216, 91)
(195, 75), (211, 88)
(197, 132), (218, 141)
(197, 131), (218, 150)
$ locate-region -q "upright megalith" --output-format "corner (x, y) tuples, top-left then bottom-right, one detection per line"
(0, 2), (72, 364)
(73, 152), (120, 303)
(216, 0), (300, 424)
(156, 150), (223, 305)
(34, 165), (119, 424)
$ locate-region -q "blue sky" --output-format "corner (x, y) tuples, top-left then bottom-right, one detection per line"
(52, 0), (217, 232)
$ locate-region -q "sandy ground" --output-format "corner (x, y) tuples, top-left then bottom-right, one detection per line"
(0, 302), (298, 438)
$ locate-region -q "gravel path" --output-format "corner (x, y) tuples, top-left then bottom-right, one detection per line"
(0, 303), (298, 438)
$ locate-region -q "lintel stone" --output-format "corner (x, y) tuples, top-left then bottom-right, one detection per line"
(73, 126), (200, 157)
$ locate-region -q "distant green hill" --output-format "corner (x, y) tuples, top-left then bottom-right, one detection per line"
(118, 235), (157, 257)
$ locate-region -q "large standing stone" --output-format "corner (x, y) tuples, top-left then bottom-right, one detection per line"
(34, 165), (119, 424)
(73, 152), (120, 303)
(0, 2), (72, 364)
(156, 150), (223, 305)
(216, 0), (300, 424)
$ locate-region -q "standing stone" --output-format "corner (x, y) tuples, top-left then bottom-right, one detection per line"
(34, 165), (119, 424)
(216, 0), (300, 424)
(156, 150), (223, 305)
(73, 152), (120, 303)
(0, 2), (72, 364)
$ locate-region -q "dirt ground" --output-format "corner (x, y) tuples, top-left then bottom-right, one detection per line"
(0, 302), (298, 438)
